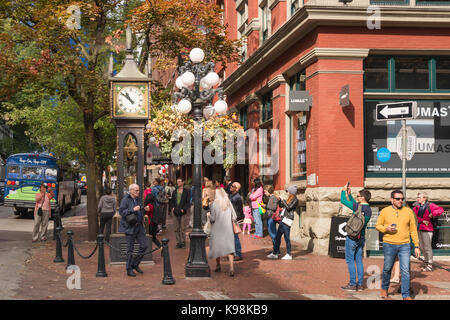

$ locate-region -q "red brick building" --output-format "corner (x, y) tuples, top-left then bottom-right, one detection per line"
(218, 1), (450, 255)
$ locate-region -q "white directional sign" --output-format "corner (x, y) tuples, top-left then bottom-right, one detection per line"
(396, 126), (417, 161)
(376, 101), (418, 121)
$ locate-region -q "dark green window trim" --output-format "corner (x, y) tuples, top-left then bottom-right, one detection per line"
(369, 0), (409, 4)
(239, 106), (248, 130)
(416, 0), (450, 5)
(261, 92), (273, 123)
(364, 56), (450, 93)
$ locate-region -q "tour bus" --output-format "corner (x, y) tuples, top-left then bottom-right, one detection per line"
(3, 153), (81, 217)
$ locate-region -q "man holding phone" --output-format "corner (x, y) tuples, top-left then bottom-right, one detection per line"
(376, 190), (420, 300)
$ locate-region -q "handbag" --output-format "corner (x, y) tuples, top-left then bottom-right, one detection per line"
(232, 220), (242, 234)
(37, 194), (45, 217)
(272, 206), (282, 223)
(202, 196), (209, 209)
(257, 201), (266, 215)
(125, 213), (138, 226)
(203, 218), (211, 237)
(280, 208), (293, 227)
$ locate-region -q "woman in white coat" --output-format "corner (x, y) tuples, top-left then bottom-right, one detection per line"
(208, 188), (236, 276)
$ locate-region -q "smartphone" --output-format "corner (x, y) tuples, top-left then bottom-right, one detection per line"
(392, 224), (397, 229)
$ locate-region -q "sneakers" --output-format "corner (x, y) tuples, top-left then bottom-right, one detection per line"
(421, 264), (433, 272)
(267, 253), (279, 259)
(341, 284), (357, 292)
(380, 289), (388, 298)
(281, 254), (292, 260)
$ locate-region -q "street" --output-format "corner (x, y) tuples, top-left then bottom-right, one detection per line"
(0, 196), (86, 299)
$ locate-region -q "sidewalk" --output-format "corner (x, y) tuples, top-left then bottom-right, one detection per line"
(13, 212), (450, 300)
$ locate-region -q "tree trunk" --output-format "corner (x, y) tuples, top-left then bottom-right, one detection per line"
(84, 112), (98, 241)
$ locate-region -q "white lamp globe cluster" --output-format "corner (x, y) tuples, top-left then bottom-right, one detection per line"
(175, 48), (228, 116)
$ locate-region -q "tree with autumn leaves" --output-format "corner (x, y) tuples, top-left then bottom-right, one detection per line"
(0, 0), (240, 241)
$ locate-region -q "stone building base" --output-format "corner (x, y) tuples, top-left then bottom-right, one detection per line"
(284, 178), (450, 256)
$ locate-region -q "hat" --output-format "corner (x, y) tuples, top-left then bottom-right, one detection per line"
(287, 185), (298, 195)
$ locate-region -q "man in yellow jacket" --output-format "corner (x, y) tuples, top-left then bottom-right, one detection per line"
(376, 190), (420, 300)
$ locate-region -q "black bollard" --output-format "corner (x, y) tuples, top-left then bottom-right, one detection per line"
(52, 211), (59, 240)
(162, 238), (175, 285)
(96, 234), (107, 277)
(66, 230), (75, 269)
(53, 226), (64, 263)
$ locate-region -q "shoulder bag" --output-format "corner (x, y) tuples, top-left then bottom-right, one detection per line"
(37, 194), (45, 217)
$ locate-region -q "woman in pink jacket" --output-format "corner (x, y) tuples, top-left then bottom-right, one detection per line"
(33, 183), (54, 242)
(413, 192), (444, 272)
(249, 178), (263, 238)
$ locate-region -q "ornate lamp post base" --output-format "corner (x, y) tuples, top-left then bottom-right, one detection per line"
(185, 228), (210, 277)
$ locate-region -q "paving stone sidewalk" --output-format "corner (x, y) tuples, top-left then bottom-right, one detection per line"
(12, 214), (450, 300)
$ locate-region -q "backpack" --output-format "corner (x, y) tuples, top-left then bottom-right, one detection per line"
(272, 206), (282, 223)
(419, 202), (439, 229)
(344, 204), (365, 239)
(156, 187), (169, 204)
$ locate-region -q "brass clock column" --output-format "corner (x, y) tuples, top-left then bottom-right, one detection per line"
(109, 27), (150, 203)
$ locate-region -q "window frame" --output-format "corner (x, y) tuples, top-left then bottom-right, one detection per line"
(364, 56), (450, 93)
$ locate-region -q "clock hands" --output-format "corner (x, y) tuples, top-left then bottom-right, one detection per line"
(121, 92), (135, 105)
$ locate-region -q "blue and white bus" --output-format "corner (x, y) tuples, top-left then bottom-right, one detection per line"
(3, 153), (81, 217)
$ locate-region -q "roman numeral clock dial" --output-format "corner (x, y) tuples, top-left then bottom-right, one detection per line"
(117, 86), (144, 113)
(112, 83), (148, 118)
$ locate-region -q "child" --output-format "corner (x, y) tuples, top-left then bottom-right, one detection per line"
(242, 204), (253, 235)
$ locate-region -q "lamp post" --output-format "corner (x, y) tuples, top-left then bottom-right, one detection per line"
(173, 48), (227, 277)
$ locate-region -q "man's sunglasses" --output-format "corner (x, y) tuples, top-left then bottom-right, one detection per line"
(393, 197), (404, 201)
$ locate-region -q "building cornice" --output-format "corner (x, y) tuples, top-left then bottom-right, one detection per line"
(222, 5), (450, 96)
(245, 18), (261, 36)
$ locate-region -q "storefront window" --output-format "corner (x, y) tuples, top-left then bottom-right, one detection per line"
(261, 92), (272, 123)
(365, 100), (450, 177)
(365, 56), (450, 92)
(395, 57), (429, 90)
(292, 112), (307, 179)
(364, 56), (389, 90)
(436, 57), (450, 90)
(239, 106), (248, 130)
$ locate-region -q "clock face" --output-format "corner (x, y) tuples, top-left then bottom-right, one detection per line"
(117, 86), (144, 113)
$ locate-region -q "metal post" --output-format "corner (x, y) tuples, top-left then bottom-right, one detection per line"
(162, 238), (175, 285)
(96, 234), (108, 277)
(66, 230), (75, 269)
(185, 102), (210, 278)
(53, 226), (64, 263)
(402, 119), (407, 205)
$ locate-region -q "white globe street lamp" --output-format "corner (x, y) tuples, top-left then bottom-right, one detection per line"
(181, 71), (195, 87)
(189, 48), (205, 64)
(214, 100), (228, 115)
(172, 48), (229, 278)
(177, 99), (192, 114)
(204, 72), (219, 87)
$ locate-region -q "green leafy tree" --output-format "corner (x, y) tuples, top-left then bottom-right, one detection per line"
(0, 0), (240, 240)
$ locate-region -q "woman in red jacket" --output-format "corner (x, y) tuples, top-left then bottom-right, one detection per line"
(413, 192), (444, 272)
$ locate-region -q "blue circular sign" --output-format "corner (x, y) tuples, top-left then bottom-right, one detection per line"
(377, 147), (391, 163)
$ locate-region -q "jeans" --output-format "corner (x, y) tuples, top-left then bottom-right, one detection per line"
(252, 208), (263, 237)
(381, 242), (412, 299)
(267, 217), (277, 246)
(125, 224), (148, 271)
(345, 236), (365, 286)
(234, 233), (242, 257)
(273, 222), (291, 255)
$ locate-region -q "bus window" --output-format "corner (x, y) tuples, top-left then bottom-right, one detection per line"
(45, 168), (57, 181)
(22, 167), (43, 180)
(7, 165), (20, 179)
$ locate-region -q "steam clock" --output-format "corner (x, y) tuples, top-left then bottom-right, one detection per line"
(109, 27), (150, 203)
